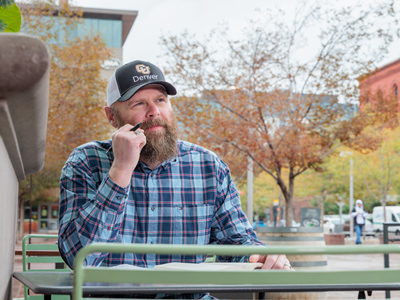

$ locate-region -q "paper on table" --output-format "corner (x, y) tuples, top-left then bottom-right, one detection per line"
(110, 264), (149, 270)
(154, 262), (263, 271)
(90, 262), (263, 271)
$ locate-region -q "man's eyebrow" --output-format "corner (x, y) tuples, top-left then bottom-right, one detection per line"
(128, 92), (168, 104)
(152, 92), (168, 99)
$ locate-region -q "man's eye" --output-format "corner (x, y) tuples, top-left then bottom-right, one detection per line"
(157, 98), (165, 102)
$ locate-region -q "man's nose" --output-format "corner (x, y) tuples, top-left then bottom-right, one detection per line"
(146, 103), (160, 118)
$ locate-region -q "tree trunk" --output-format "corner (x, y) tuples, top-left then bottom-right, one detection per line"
(286, 168), (295, 227)
(275, 167), (295, 227)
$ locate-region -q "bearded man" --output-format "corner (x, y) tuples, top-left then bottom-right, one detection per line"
(58, 60), (291, 299)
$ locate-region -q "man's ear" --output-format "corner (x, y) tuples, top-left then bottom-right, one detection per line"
(104, 106), (118, 128)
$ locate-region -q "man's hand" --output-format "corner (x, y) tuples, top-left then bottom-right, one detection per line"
(249, 254), (294, 270)
(109, 124), (146, 187)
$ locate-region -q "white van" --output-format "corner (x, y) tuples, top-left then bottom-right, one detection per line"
(372, 206), (400, 234)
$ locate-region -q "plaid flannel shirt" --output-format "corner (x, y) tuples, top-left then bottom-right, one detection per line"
(58, 139), (263, 269)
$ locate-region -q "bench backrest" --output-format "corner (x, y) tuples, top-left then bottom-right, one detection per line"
(22, 234), (70, 300)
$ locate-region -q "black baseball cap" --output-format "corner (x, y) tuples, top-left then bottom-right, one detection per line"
(107, 60), (177, 106)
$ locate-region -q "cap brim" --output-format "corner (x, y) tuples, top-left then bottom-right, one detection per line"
(118, 81), (177, 102)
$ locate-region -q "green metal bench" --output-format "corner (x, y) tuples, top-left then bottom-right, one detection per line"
(22, 234), (70, 300)
(72, 243), (400, 300)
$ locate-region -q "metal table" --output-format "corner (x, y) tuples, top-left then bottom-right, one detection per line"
(14, 270), (400, 300)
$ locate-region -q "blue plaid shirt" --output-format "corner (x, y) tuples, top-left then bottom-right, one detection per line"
(58, 139), (263, 269)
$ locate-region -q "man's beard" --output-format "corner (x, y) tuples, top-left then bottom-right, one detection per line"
(140, 116), (178, 162)
(114, 111), (178, 163)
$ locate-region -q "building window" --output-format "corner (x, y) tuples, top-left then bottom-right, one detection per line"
(394, 84), (398, 100)
(77, 18), (122, 48)
(42, 16), (122, 48)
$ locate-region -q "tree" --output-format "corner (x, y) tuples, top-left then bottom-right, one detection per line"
(356, 127), (400, 220)
(0, 0), (21, 32)
(160, 0), (399, 226)
(16, 0), (112, 236)
(19, 0), (111, 172)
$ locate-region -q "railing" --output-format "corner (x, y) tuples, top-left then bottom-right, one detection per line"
(73, 243), (400, 300)
(383, 222), (400, 299)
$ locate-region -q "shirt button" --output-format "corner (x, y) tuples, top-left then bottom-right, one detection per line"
(150, 174), (154, 177)
(151, 205), (155, 211)
(117, 196), (122, 200)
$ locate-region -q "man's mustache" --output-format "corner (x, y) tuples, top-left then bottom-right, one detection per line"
(140, 118), (168, 131)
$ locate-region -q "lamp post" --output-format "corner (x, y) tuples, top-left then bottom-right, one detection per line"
(247, 157), (254, 226)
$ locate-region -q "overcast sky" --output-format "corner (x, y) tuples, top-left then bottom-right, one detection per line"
(74, 0), (400, 69)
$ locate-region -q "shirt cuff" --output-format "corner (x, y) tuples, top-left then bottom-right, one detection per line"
(96, 174), (130, 213)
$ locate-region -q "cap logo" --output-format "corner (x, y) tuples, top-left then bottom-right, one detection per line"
(135, 64), (151, 75)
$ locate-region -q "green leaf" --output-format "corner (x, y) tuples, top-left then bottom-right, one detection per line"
(0, 19), (7, 31)
(0, 2), (21, 33)
(0, 0), (14, 7)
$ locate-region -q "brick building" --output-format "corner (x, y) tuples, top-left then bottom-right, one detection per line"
(359, 58), (400, 106)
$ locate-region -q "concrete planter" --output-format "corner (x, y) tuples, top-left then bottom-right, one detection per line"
(324, 233), (345, 245)
(256, 227), (327, 299)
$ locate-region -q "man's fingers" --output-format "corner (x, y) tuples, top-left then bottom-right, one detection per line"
(283, 259), (295, 271)
(261, 254), (289, 269)
(262, 254), (279, 269)
(250, 254), (292, 270)
(271, 255), (289, 269)
(249, 254), (262, 263)
(120, 124), (137, 132)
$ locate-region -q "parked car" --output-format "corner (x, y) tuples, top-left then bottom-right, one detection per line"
(343, 219), (375, 236)
(279, 219), (300, 227)
(372, 206), (400, 234)
(323, 215), (349, 233)
(323, 218), (342, 234)
(253, 220), (267, 229)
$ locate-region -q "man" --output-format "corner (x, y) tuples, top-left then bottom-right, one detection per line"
(58, 60), (291, 297)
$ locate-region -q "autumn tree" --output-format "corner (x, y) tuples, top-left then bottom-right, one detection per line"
(354, 127), (400, 221)
(160, 0), (400, 226)
(16, 0), (111, 237)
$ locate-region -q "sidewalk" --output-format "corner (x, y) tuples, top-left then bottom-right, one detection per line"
(326, 236), (400, 299)
(12, 235), (400, 299)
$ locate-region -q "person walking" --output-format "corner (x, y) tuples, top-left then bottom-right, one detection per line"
(351, 199), (367, 244)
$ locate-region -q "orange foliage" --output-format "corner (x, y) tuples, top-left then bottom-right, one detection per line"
(17, 0), (112, 200)
(163, 1), (399, 225)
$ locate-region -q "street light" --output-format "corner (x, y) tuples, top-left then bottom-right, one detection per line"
(247, 156), (254, 226)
